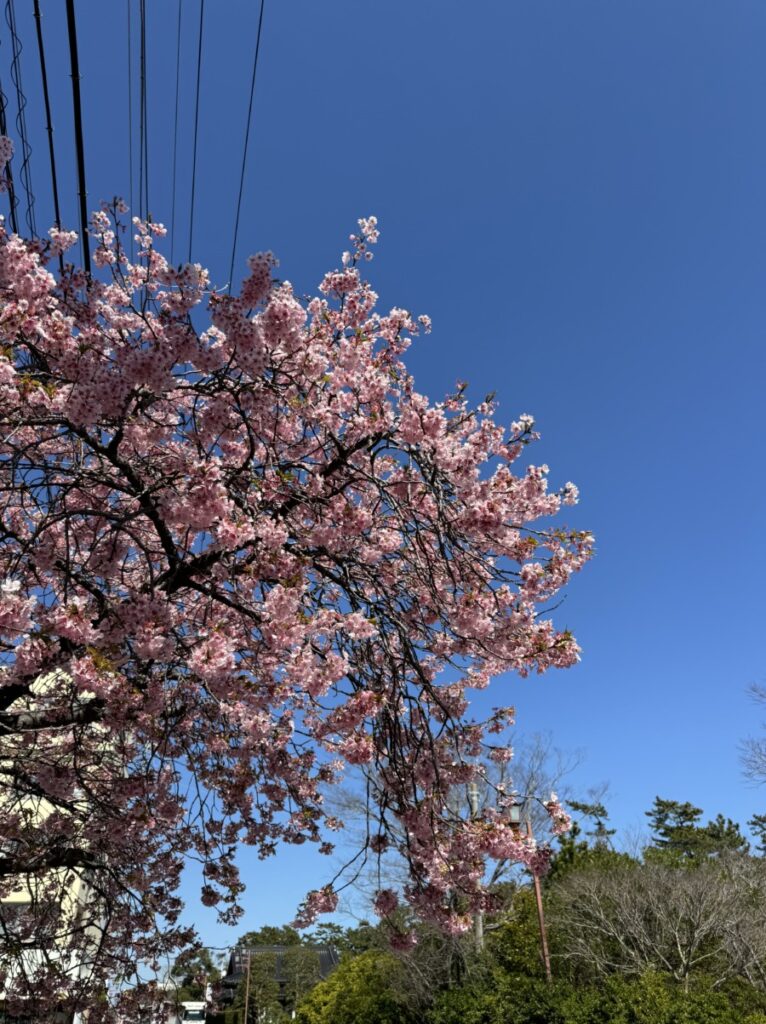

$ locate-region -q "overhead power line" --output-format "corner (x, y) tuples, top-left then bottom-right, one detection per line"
(188, 0), (204, 263)
(32, 0), (63, 272)
(65, 0), (90, 275)
(6, 0), (37, 236)
(127, 0), (134, 254)
(170, 0), (182, 264)
(138, 0), (149, 222)
(0, 77), (19, 234)
(228, 0), (266, 292)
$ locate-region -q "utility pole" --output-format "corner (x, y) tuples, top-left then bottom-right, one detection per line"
(506, 794), (552, 984)
(527, 821), (552, 984)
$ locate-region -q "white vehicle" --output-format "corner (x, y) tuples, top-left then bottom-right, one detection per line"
(165, 1002), (207, 1023)
(180, 1003), (207, 1022)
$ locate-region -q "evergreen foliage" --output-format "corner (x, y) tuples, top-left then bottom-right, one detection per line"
(645, 798), (749, 863)
(295, 951), (417, 1024)
(285, 795), (766, 1024)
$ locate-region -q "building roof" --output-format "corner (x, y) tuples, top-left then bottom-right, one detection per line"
(222, 944), (340, 988)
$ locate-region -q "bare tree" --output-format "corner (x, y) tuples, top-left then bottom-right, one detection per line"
(552, 853), (766, 991)
(328, 732), (584, 901)
(323, 734), (584, 1005)
(741, 685), (766, 782)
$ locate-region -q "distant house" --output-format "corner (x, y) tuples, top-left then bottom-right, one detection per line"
(217, 945), (339, 1018)
(0, 671), (106, 1024)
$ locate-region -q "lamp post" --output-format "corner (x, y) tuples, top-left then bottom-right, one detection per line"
(467, 780), (485, 953)
(242, 949), (252, 1024)
(506, 792), (522, 830)
(508, 793), (552, 985)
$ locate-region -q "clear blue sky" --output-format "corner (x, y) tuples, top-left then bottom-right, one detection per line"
(3, 0), (766, 945)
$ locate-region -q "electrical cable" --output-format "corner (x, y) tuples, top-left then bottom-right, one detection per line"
(0, 76), (19, 234)
(138, 0), (148, 222)
(6, 0), (37, 237)
(188, 0), (204, 263)
(127, 0), (134, 257)
(32, 0), (64, 273)
(170, 0), (182, 264)
(138, 0), (143, 219)
(228, 0), (266, 292)
(65, 0), (90, 276)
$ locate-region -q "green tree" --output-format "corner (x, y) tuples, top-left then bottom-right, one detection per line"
(281, 947), (322, 1016)
(645, 798), (748, 863)
(296, 950), (417, 1024)
(487, 888), (548, 980)
(429, 973), (766, 1024)
(646, 797), (705, 856)
(568, 799), (616, 848)
(234, 952), (283, 1024)
(170, 946), (221, 1002)
(705, 813), (750, 855)
(748, 813), (766, 855)
(237, 924), (302, 948)
(548, 818), (635, 883)
(307, 919), (383, 957)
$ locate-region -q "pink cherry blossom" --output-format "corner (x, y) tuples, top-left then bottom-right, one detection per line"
(544, 792), (573, 836)
(0, 200), (591, 1021)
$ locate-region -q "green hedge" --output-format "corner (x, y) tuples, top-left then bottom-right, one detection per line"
(428, 973), (766, 1024)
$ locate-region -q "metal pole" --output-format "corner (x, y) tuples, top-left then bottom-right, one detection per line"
(242, 951), (251, 1023)
(467, 781), (485, 953)
(527, 821), (552, 983)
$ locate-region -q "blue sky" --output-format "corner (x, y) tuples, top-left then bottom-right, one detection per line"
(3, 0), (766, 944)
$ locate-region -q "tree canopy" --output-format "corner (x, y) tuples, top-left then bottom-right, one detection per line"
(283, 795), (766, 1024)
(0, 174), (590, 1020)
(645, 797), (749, 864)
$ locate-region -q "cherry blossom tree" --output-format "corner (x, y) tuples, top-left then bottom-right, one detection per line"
(0, 137), (591, 1020)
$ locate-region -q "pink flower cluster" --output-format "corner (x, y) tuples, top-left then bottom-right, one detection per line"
(0, 200), (591, 1018)
(544, 792), (573, 836)
(292, 886), (339, 928)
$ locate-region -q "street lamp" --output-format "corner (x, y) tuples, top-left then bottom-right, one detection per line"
(506, 791), (522, 830)
(467, 784), (552, 978)
(467, 780), (480, 818)
(467, 780), (484, 952)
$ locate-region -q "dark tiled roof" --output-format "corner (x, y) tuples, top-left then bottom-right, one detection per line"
(223, 944), (339, 987)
